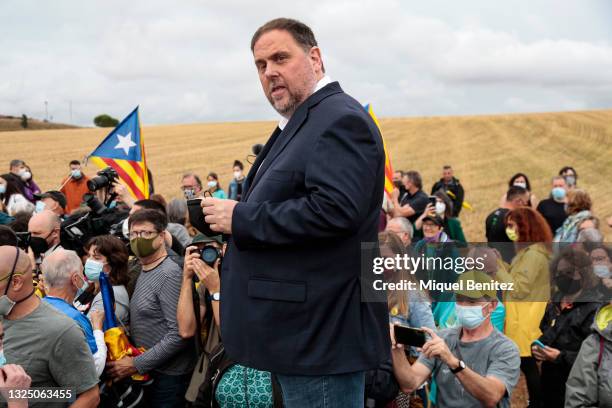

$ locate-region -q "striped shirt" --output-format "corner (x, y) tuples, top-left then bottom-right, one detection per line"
(130, 257), (195, 375)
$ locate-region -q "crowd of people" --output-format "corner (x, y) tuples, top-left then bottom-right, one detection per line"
(0, 156), (610, 408)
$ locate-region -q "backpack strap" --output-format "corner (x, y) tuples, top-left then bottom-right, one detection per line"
(271, 374), (284, 408)
(598, 334), (605, 366)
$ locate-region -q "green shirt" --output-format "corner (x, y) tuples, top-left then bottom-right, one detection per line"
(3, 301), (99, 407)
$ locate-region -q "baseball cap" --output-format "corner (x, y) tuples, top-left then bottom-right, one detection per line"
(455, 270), (499, 300)
(191, 233), (223, 245)
(34, 190), (67, 209)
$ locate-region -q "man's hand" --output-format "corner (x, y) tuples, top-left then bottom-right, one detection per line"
(0, 364), (31, 408)
(183, 246), (199, 280)
(112, 182), (135, 208)
(106, 356), (138, 381)
(191, 259), (221, 293)
(89, 309), (104, 331)
(420, 327), (457, 367)
(202, 197), (238, 234)
(391, 188), (400, 201)
(531, 345), (560, 362)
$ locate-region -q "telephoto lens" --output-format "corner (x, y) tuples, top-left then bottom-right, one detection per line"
(200, 245), (221, 267)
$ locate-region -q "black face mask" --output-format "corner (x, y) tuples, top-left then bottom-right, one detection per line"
(30, 236), (50, 257)
(555, 275), (582, 295)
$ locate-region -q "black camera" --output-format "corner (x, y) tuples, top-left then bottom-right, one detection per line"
(87, 167), (119, 192)
(200, 245), (222, 267)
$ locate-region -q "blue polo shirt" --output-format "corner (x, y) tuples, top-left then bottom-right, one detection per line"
(43, 296), (98, 354)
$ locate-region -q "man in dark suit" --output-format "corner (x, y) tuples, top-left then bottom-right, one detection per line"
(202, 18), (389, 407)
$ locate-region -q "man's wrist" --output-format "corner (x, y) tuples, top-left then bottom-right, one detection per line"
(447, 355), (460, 370)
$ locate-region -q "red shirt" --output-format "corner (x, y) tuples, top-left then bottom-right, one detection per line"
(60, 176), (90, 214)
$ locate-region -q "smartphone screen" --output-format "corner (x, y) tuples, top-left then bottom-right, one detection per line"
(394, 325), (427, 347)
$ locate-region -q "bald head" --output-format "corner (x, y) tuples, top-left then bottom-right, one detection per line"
(0, 246), (33, 295)
(28, 210), (61, 247)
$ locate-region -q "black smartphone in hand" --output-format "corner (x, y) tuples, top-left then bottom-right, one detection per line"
(394, 325), (427, 347)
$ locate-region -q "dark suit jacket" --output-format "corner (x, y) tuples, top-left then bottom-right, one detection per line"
(220, 82), (390, 375)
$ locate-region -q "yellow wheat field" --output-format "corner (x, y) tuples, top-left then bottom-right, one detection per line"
(1, 109), (611, 241)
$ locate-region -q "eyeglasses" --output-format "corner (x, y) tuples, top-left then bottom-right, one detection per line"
(128, 230), (159, 240)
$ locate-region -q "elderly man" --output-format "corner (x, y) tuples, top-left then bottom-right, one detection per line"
(0, 246), (99, 407)
(181, 172), (203, 200)
(201, 17), (389, 407)
(385, 217), (413, 248)
(41, 249), (107, 377)
(27, 210), (62, 259)
(391, 271), (520, 408)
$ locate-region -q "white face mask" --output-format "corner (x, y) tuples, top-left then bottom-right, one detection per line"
(20, 171), (32, 181)
(435, 202), (446, 216)
(233, 171), (242, 179)
(207, 180), (217, 188)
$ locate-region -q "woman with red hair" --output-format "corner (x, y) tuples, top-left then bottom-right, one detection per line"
(503, 207), (552, 408)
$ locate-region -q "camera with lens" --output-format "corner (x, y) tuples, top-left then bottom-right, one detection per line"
(87, 167), (119, 192)
(200, 245), (222, 267)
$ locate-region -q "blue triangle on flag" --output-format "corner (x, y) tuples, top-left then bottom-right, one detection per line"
(89, 107), (142, 162)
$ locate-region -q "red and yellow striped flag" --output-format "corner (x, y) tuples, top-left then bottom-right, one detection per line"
(365, 104), (394, 197)
(87, 107), (149, 200)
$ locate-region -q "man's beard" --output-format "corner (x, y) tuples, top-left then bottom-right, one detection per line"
(268, 87), (305, 117)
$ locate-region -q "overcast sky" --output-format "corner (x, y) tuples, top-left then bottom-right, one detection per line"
(1, 0), (611, 126)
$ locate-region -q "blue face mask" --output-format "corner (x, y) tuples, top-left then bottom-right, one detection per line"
(71, 169), (82, 179)
(0, 350), (6, 367)
(455, 304), (488, 329)
(0, 184), (6, 194)
(75, 276), (89, 300)
(84, 259), (104, 281)
(551, 187), (566, 202)
(35, 201), (46, 213)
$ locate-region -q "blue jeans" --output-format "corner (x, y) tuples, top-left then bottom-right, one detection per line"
(145, 372), (190, 408)
(276, 371), (365, 408)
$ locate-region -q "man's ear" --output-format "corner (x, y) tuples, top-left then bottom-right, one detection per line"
(309, 46), (324, 74)
(10, 274), (26, 292)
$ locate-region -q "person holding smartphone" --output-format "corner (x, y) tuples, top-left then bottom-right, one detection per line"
(390, 271), (520, 408)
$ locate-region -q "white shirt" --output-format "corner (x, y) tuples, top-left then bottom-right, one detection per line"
(278, 75), (332, 130)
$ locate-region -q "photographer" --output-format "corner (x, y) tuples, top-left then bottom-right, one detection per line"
(390, 271), (520, 408)
(176, 237), (279, 408)
(177, 233), (223, 404)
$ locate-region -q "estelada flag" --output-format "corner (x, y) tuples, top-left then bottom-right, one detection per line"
(365, 104), (394, 197)
(87, 107), (149, 199)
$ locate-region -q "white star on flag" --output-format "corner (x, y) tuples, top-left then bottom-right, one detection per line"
(114, 132), (137, 156)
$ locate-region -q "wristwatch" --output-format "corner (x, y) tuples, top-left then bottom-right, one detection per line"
(450, 359), (466, 374)
(211, 292), (221, 301)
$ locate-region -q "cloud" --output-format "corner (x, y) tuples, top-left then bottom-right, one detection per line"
(0, 0), (611, 125)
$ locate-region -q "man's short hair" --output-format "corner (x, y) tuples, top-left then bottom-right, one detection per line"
(443, 165), (452, 170)
(506, 185), (528, 202)
(251, 18), (318, 52)
(388, 217), (414, 239)
(9, 159), (24, 169)
(182, 172), (202, 189)
(129, 208), (168, 233)
(69, 160), (80, 167)
(41, 249), (82, 289)
(133, 199), (167, 215)
(404, 171), (422, 190)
